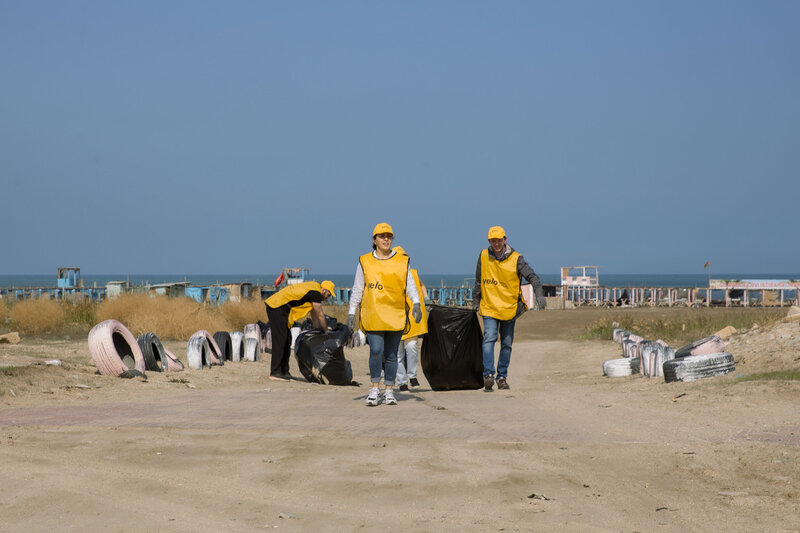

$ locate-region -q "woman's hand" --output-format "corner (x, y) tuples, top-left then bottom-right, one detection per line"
(412, 303), (422, 323)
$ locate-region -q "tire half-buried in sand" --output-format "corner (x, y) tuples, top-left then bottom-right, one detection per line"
(137, 332), (167, 372)
(88, 319), (147, 377)
(229, 331), (245, 362)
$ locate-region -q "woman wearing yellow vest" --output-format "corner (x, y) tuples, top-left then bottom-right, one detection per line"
(392, 246), (428, 391)
(265, 280), (335, 381)
(347, 223), (422, 406)
(473, 226), (546, 391)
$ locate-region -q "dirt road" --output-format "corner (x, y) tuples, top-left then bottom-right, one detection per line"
(1, 311), (798, 531)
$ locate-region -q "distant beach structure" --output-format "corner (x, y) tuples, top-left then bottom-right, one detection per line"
(1, 268), (797, 309)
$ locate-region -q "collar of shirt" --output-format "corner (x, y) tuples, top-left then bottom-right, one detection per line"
(373, 250), (396, 259)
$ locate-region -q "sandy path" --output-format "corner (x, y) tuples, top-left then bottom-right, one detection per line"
(1, 335), (799, 531)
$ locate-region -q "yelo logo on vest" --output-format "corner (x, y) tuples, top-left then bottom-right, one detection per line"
(368, 281), (384, 290)
(482, 278), (499, 285)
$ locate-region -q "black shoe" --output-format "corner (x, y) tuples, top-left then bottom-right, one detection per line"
(497, 377), (509, 390)
(484, 375), (494, 391)
(409, 378), (420, 388)
(399, 384), (409, 392)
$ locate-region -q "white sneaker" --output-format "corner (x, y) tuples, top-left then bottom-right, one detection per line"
(366, 387), (381, 406)
(383, 389), (397, 406)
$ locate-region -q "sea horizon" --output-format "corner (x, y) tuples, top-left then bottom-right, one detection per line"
(2, 272), (800, 289)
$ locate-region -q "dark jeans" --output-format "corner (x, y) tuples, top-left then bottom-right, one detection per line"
(266, 305), (291, 376)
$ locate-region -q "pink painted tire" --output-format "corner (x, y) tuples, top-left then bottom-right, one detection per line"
(163, 347), (185, 372)
(88, 319), (147, 377)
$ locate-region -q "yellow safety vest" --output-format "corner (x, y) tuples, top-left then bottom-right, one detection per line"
(403, 268), (428, 340)
(359, 252), (409, 332)
(478, 248), (523, 321)
(265, 281), (322, 327)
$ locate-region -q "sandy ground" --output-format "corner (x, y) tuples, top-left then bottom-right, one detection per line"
(1, 309), (799, 532)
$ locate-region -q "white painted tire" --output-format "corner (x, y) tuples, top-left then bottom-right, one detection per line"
(230, 331), (245, 362)
(190, 330), (224, 365)
(603, 357), (640, 377)
(663, 352), (735, 382)
(244, 337), (259, 362)
(244, 323), (262, 353)
(88, 319), (147, 377)
(186, 335), (210, 370)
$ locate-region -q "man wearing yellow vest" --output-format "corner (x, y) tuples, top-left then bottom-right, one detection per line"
(347, 223), (422, 406)
(392, 246), (428, 391)
(473, 226), (546, 391)
(265, 280), (336, 382)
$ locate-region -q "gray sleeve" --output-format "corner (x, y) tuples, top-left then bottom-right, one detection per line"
(517, 255), (544, 299)
(473, 253), (482, 303)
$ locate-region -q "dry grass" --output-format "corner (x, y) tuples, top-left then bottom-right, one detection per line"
(9, 299), (66, 335)
(96, 294), (230, 340)
(217, 299), (267, 331)
(0, 299), (9, 328)
(582, 307), (787, 345)
(322, 304), (350, 324)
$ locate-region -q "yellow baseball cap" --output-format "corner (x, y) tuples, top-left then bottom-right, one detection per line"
(392, 246), (407, 255)
(487, 226), (506, 239)
(372, 222), (394, 237)
(320, 280), (336, 298)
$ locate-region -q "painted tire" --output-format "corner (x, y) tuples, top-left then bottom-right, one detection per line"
(186, 335), (209, 369)
(244, 323), (262, 353)
(603, 357), (640, 377)
(190, 330), (224, 366)
(137, 332), (166, 372)
(163, 347), (185, 372)
(212, 331), (232, 361)
(244, 337), (259, 362)
(675, 335), (724, 358)
(230, 331), (245, 362)
(88, 319), (147, 377)
(663, 352), (735, 383)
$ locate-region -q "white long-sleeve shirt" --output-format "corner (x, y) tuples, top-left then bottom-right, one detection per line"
(348, 250), (420, 315)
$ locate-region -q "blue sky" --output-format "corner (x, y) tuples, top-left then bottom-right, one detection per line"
(1, 1), (798, 276)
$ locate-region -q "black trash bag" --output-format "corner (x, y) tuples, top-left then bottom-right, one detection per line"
(420, 305), (484, 391)
(294, 314), (342, 331)
(294, 326), (355, 386)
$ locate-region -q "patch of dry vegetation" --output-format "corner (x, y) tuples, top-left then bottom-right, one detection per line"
(0, 299), (9, 328)
(4, 294), (351, 341)
(9, 299), (66, 335)
(96, 294), (230, 340)
(217, 299), (266, 331)
(582, 307), (787, 345)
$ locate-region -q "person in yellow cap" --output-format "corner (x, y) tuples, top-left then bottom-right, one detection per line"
(473, 226), (546, 391)
(392, 246), (428, 391)
(264, 279), (336, 381)
(348, 223), (423, 406)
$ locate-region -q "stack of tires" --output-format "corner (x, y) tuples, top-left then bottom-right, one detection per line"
(603, 330), (646, 377)
(604, 329), (733, 383)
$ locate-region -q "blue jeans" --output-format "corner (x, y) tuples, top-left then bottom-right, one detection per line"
(365, 330), (402, 386)
(482, 316), (516, 379)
